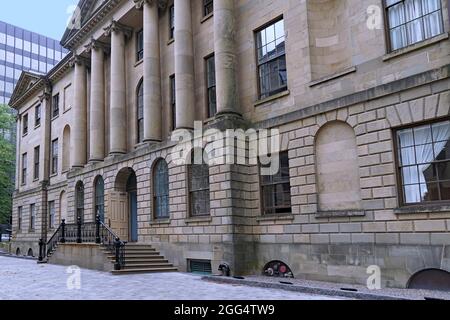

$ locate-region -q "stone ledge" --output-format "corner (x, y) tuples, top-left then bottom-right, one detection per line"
(309, 66), (357, 87)
(256, 214), (294, 223)
(395, 205), (450, 215)
(200, 12), (213, 24)
(383, 33), (449, 62)
(149, 219), (171, 226)
(254, 90), (290, 107)
(316, 210), (366, 218)
(185, 216), (213, 224)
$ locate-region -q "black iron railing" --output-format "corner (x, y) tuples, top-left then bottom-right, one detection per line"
(38, 215), (126, 270)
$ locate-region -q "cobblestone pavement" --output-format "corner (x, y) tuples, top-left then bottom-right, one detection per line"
(0, 256), (342, 300)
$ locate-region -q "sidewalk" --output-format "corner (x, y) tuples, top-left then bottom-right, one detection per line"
(203, 275), (450, 300)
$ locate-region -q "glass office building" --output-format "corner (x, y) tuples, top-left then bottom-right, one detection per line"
(0, 20), (69, 105)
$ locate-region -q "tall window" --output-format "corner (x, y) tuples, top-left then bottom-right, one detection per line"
(203, 0), (214, 16)
(34, 146), (40, 180)
(188, 150), (210, 216)
(51, 139), (58, 175)
(52, 93), (60, 118)
(21, 153), (27, 185)
(22, 114), (28, 135)
(76, 182), (84, 223)
(205, 54), (217, 117)
(396, 120), (450, 204)
(260, 151), (291, 215)
(169, 5), (175, 40)
(385, 0), (444, 51)
(48, 201), (55, 229)
(94, 176), (105, 222)
(35, 104), (41, 127)
(170, 75), (176, 130)
(255, 18), (287, 99)
(153, 159), (170, 219)
(29, 204), (36, 231)
(137, 80), (144, 143)
(136, 29), (144, 61)
(17, 207), (22, 231)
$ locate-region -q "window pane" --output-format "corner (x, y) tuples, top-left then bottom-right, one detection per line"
(440, 181), (450, 200)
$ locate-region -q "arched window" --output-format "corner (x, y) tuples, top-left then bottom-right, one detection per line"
(188, 149), (210, 217)
(94, 176), (105, 222)
(137, 80), (144, 144)
(75, 181), (84, 223)
(153, 159), (169, 219)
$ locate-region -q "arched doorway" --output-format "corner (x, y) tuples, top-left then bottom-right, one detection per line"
(113, 168), (138, 242)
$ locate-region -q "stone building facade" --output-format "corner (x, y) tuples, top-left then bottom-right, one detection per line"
(9, 0), (450, 288)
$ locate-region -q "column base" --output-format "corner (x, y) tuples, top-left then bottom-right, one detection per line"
(206, 112), (249, 131)
(88, 158), (104, 164)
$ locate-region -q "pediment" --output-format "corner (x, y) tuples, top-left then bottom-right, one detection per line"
(9, 71), (42, 106)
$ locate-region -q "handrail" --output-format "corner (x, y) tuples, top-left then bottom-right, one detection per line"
(38, 215), (126, 270)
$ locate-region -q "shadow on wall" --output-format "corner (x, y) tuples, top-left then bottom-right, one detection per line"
(408, 269), (450, 292)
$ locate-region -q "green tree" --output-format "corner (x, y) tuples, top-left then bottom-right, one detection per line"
(0, 104), (15, 224)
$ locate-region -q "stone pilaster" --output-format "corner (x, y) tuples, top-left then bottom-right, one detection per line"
(14, 116), (21, 190)
(70, 55), (88, 168)
(85, 39), (107, 162)
(214, 0), (240, 116)
(104, 21), (132, 155)
(38, 85), (52, 180)
(174, 0), (195, 129)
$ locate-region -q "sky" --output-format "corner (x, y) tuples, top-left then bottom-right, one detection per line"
(0, 0), (79, 40)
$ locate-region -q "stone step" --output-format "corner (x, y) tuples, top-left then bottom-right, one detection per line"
(122, 263), (174, 269)
(111, 267), (178, 275)
(112, 258), (169, 264)
(107, 254), (162, 260)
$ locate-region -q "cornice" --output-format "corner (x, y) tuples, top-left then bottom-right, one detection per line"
(133, 0), (168, 10)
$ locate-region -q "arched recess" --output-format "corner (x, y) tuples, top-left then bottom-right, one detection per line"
(315, 121), (362, 211)
(62, 125), (71, 172)
(59, 190), (67, 223)
(407, 269), (450, 291)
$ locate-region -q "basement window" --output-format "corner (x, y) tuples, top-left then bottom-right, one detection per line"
(189, 260), (212, 275)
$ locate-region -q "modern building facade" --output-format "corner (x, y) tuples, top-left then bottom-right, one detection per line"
(0, 20), (68, 105)
(9, 0), (450, 288)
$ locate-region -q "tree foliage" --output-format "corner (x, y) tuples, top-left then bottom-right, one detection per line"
(0, 104), (15, 224)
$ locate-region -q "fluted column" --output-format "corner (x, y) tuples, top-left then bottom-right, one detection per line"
(214, 0), (239, 116)
(104, 21), (130, 155)
(71, 55), (87, 168)
(174, 0), (195, 129)
(86, 40), (106, 162)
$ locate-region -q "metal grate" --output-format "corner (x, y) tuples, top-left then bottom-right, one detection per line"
(189, 260), (212, 275)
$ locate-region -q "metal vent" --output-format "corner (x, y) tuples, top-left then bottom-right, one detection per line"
(189, 260), (212, 275)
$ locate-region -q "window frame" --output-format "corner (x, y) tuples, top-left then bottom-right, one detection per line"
(17, 206), (22, 231)
(48, 201), (56, 229)
(34, 104), (41, 127)
(254, 16), (288, 100)
(187, 149), (211, 217)
(136, 29), (144, 62)
(383, 0), (445, 53)
(33, 145), (40, 181)
(169, 4), (175, 40)
(137, 79), (144, 144)
(22, 113), (28, 135)
(393, 118), (450, 207)
(170, 74), (176, 131)
(259, 151), (292, 216)
(94, 176), (105, 222)
(152, 159), (170, 220)
(205, 54), (217, 118)
(203, 0), (214, 17)
(29, 204), (35, 231)
(21, 153), (27, 185)
(76, 181), (85, 223)
(52, 93), (60, 119)
(51, 138), (58, 175)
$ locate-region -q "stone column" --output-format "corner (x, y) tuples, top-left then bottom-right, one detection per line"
(174, 0), (195, 129)
(214, 0), (239, 116)
(104, 21), (131, 155)
(71, 56), (87, 168)
(86, 40), (106, 162)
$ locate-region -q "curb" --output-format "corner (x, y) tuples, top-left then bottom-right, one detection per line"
(202, 276), (411, 300)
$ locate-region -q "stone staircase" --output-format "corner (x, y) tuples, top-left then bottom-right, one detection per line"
(104, 244), (178, 275)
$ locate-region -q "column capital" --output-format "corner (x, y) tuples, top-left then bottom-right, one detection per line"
(84, 38), (111, 55)
(103, 20), (133, 38)
(69, 54), (90, 68)
(38, 83), (52, 102)
(133, 0), (168, 10)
